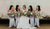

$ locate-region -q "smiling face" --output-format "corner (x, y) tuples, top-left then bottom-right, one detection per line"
(23, 5), (26, 10)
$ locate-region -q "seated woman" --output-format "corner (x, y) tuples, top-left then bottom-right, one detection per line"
(35, 5), (41, 27)
(14, 5), (22, 27)
(7, 5), (15, 28)
(28, 5), (35, 27)
(17, 5), (36, 29)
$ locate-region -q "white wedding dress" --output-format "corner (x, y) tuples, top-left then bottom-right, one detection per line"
(17, 9), (36, 29)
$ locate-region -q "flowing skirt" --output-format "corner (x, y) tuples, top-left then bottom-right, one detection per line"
(17, 16), (36, 29)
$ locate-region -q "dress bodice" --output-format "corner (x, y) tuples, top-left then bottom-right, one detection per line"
(35, 11), (40, 18)
(22, 9), (28, 13)
(28, 11), (34, 13)
(7, 11), (14, 15)
(7, 11), (14, 18)
(14, 11), (17, 13)
(35, 11), (40, 14)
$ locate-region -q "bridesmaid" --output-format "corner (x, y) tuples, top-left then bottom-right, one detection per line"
(35, 5), (41, 27)
(7, 5), (15, 28)
(28, 5), (34, 27)
(14, 5), (22, 27)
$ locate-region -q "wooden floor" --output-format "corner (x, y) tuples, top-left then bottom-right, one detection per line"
(37, 24), (50, 29)
(0, 24), (50, 29)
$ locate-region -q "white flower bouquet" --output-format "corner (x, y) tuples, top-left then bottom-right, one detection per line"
(29, 12), (33, 16)
(17, 12), (21, 16)
(23, 11), (28, 16)
(27, 11), (33, 17)
(11, 12), (14, 17)
(35, 13), (39, 17)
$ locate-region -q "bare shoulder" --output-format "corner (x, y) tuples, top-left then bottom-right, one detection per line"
(8, 10), (10, 12)
(33, 9), (35, 11)
(20, 9), (22, 11)
(34, 10), (37, 11)
(14, 9), (16, 11)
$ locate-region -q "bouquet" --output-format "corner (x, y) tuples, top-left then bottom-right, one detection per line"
(23, 11), (28, 16)
(17, 12), (21, 16)
(11, 12), (14, 17)
(35, 13), (39, 17)
(28, 11), (33, 17)
(29, 12), (33, 16)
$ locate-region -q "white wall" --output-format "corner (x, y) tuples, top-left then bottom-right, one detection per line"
(0, 0), (50, 15)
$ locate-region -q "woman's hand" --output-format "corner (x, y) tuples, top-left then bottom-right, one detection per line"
(17, 16), (20, 17)
(9, 15), (11, 16)
(35, 17), (37, 18)
(33, 13), (35, 16)
(30, 15), (33, 17)
(7, 14), (11, 17)
(20, 9), (23, 15)
(14, 13), (17, 17)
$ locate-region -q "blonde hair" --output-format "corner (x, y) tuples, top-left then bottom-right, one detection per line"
(23, 5), (26, 8)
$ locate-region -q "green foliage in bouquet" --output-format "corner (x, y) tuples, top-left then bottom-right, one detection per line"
(29, 12), (33, 16)
(23, 11), (28, 16)
(17, 12), (21, 16)
(11, 12), (15, 17)
(27, 11), (33, 17)
(35, 13), (39, 17)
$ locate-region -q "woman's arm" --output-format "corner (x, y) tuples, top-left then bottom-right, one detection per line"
(14, 10), (18, 17)
(39, 11), (41, 16)
(20, 9), (23, 15)
(7, 10), (11, 16)
(33, 9), (35, 16)
(14, 12), (17, 16)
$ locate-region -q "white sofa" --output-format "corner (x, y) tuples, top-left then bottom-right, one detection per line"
(0, 13), (8, 19)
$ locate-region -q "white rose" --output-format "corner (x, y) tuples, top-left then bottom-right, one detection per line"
(12, 14), (14, 17)
(30, 12), (33, 15)
(18, 13), (20, 15)
(24, 12), (27, 14)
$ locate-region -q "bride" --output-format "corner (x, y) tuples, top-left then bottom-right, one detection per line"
(17, 5), (36, 29)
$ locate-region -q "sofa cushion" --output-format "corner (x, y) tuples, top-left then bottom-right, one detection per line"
(1, 15), (8, 19)
(39, 16), (44, 19)
(40, 12), (47, 17)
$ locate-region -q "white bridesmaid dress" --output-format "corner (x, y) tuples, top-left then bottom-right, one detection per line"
(14, 11), (21, 26)
(17, 9), (36, 29)
(35, 11), (40, 27)
(7, 11), (15, 28)
(29, 11), (34, 27)
(14, 11), (18, 26)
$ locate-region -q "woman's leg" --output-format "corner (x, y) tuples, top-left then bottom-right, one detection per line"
(9, 19), (12, 28)
(35, 18), (37, 26)
(37, 18), (40, 27)
(9, 18), (14, 28)
(16, 17), (20, 27)
(14, 19), (16, 27)
(30, 17), (34, 27)
(16, 18), (18, 27)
